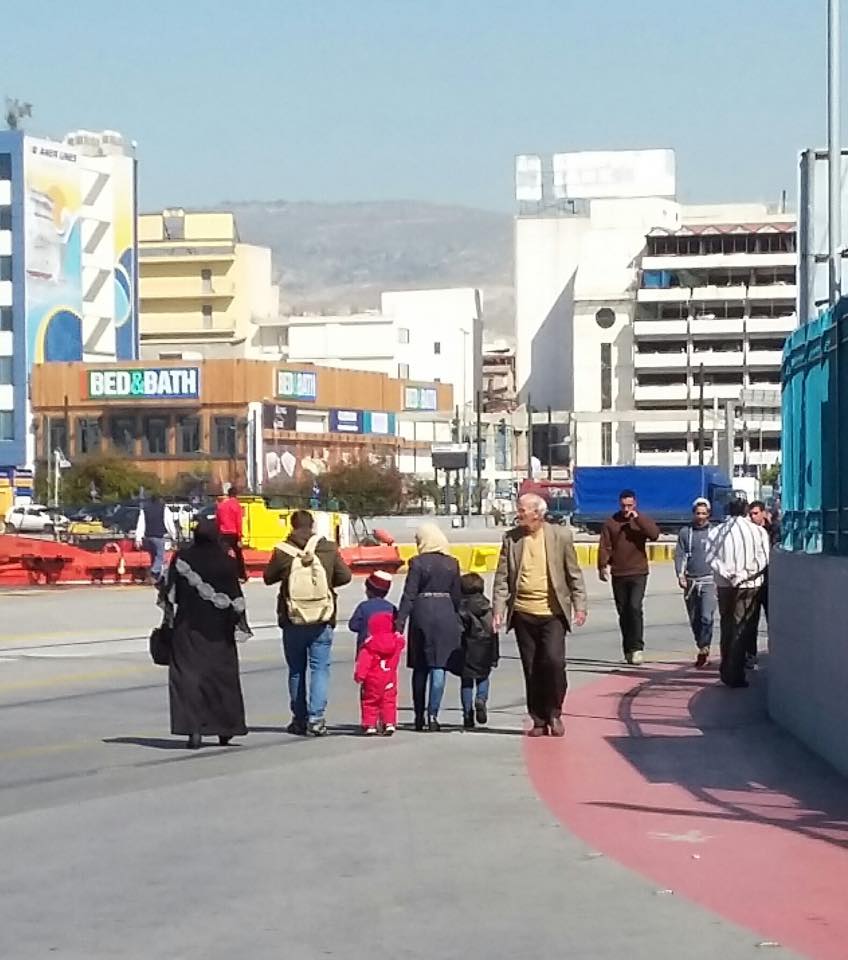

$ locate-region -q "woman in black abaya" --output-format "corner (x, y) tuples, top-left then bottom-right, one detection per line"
(159, 519), (250, 749)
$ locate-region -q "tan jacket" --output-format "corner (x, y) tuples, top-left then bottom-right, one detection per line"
(493, 523), (587, 630)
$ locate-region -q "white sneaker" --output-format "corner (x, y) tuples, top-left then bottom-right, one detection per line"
(631, 651), (644, 665)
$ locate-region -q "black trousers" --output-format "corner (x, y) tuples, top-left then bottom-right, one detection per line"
(717, 586), (761, 686)
(611, 574), (648, 655)
(512, 612), (567, 726)
(220, 533), (247, 581)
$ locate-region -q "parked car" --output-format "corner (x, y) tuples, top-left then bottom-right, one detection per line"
(4, 504), (69, 534)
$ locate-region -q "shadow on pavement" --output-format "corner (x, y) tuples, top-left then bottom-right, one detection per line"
(103, 736), (190, 751)
(595, 659), (848, 851)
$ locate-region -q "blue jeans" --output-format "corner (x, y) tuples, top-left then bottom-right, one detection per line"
(412, 667), (446, 719)
(460, 676), (490, 714)
(685, 579), (717, 649)
(144, 537), (166, 580)
(282, 623), (333, 724)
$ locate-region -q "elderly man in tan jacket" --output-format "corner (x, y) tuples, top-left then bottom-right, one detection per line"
(493, 493), (587, 737)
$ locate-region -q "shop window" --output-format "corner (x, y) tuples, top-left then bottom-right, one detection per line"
(0, 307), (11, 331)
(77, 417), (102, 455)
(178, 415), (201, 455)
(0, 356), (11, 385)
(110, 415), (136, 454)
(143, 416), (169, 455)
(213, 416), (236, 457)
(47, 418), (68, 457)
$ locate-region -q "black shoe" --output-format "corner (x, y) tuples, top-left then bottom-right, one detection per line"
(186, 733), (202, 750)
(414, 715), (426, 732)
(308, 718), (328, 737)
(286, 720), (308, 736)
(218, 736), (232, 746)
(474, 698), (488, 725)
(463, 710), (475, 730)
(427, 716), (441, 732)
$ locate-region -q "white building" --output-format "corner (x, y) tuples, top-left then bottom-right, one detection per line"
(256, 287), (483, 419)
(515, 149), (793, 471)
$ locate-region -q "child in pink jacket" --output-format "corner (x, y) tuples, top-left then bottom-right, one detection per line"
(354, 611), (405, 736)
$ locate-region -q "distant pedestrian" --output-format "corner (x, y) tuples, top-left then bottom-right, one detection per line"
(747, 499), (773, 658)
(135, 493), (177, 583)
(598, 489), (660, 665)
(397, 523), (462, 732)
(706, 500), (770, 688)
(354, 611), (404, 736)
(159, 519), (250, 749)
(493, 493), (587, 737)
(216, 486), (248, 582)
(674, 498), (716, 668)
(456, 572), (499, 730)
(349, 570), (397, 650)
(263, 510), (352, 736)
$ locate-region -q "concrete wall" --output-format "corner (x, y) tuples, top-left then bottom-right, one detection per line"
(767, 549), (848, 777)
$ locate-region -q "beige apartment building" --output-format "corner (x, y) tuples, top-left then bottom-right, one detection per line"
(138, 209), (279, 358)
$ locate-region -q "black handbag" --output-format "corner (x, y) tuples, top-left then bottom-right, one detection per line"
(149, 622), (173, 666)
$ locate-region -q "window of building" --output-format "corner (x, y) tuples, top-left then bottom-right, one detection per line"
(110, 415), (136, 454)
(637, 435), (688, 453)
(748, 337), (786, 352)
(595, 308), (615, 329)
(201, 268), (212, 293)
(0, 411), (12, 441)
(143, 416), (169, 455)
(77, 417), (102, 455)
(600, 343), (612, 410)
(178, 415), (201, 455)
(434, 341), (441, 355)
(0, 356), (12, 384)
(47, 418), (68, 458)
(0, 207), (10, 230)
(0, 308), (10, 332)
(398, 363), (410, 379)
(705, 372), (743, 386)
(398, 328), (410, 344)
(0, 154), (10, 179)
(213, 416), (236, 457)
(637, 373), (687, 386)
(0, 258), (11, 282)
(202, 304), (213, 329)
(601, 422), (612, 465)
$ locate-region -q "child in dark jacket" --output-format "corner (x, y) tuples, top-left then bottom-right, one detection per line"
(354, 611), (405, 735)
(458, 573), (499, 729)
(349, 570), (397, 650)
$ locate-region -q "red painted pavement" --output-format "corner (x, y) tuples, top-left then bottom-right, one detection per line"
(526, 663), (848, 960)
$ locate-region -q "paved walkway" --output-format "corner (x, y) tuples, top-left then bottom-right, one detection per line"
(0, 568), (844, 958)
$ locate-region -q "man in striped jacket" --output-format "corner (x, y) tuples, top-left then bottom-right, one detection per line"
(706, 499), (770, 688)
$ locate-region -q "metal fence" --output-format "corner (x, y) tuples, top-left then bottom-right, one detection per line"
(781, 297), (848, 553)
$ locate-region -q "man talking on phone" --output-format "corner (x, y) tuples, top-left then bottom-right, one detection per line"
(598, 489), (660, 665)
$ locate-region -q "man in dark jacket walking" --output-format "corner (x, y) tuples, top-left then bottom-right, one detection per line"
(598, 489), (660, 664)
(263, 510), (352, 736)
(674, 498), (715, 668)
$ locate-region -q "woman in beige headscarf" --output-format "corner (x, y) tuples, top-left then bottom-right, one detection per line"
(397, 523), (462, 731)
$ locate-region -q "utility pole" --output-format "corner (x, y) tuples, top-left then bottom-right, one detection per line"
(475, 389), (483, 515)
(828, 0), (842, 304)
(526, 396), (534, 478)
(546, 405), (553, 480)
(697, 363), (706, 466)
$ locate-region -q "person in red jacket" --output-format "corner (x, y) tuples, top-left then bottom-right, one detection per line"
(216, 486), (247, 582)
(354, 611), (404, 736)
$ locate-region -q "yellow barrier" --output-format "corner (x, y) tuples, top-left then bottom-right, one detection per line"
(395, 540), (674, 574)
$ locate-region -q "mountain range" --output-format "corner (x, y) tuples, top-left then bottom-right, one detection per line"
(226, 199), (515, 338)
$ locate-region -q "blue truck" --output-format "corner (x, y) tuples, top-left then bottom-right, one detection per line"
(572, 465), (735, 535)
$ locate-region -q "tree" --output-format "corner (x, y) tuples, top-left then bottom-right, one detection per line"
(760, 462), (781, 488)
(405, 476), (440, 513)
(321, 460), (404, 518)
(57, 455), (161, 505)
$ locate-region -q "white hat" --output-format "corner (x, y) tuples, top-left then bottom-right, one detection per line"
(692, 497), (711, 511)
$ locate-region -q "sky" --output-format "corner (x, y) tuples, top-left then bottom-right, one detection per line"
(2, 0), (839, 212)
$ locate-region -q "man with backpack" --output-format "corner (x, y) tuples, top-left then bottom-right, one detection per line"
(263, 510), (352, 736)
